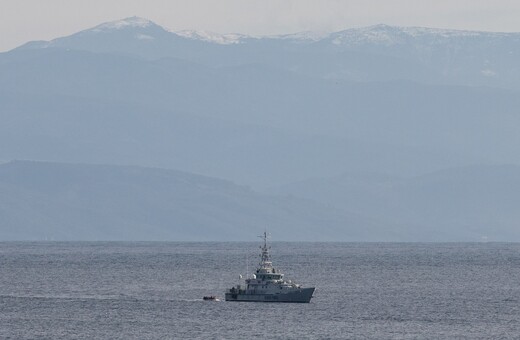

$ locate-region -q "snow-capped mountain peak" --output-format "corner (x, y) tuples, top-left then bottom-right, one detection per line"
(91, 16), (155, 32)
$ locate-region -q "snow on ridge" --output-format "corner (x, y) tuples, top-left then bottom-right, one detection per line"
(92, 16), (154, 32)
(174, 25), (519, 46)
(269, 31), (330, 42)
(394, 26), (510, 39)
(329, 24), (515, 46)
(175, 30), (250, 44)
(176, 29), (330, 44)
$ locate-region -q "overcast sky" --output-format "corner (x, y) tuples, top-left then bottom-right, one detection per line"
(2, 0), (520, 52)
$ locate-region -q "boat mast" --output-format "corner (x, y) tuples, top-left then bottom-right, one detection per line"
(258, 231), (272, 270)
(259, 230), (270, 249)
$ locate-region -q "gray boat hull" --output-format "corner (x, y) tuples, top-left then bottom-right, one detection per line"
(225, 287), (315, 303)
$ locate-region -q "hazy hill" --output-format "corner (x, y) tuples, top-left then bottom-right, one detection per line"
(2, 161), (517, 241)
(0, 161), (395, 241)
(272, 165), (520, 241)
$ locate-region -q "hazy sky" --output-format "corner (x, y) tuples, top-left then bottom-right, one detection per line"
(2, 0), (520, 52)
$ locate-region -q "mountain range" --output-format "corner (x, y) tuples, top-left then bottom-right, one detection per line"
(1, 17), (519, 241)
(16, 17), (520, 89)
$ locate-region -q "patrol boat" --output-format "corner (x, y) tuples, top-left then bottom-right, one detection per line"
(225, 232), (315, 303)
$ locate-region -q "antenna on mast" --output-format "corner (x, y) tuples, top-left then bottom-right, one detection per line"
(258, 230), (270, 249)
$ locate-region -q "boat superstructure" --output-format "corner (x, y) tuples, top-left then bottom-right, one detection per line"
(225, 232), (315, 303)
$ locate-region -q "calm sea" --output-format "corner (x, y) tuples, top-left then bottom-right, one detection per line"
(1, 242), (519, 339)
